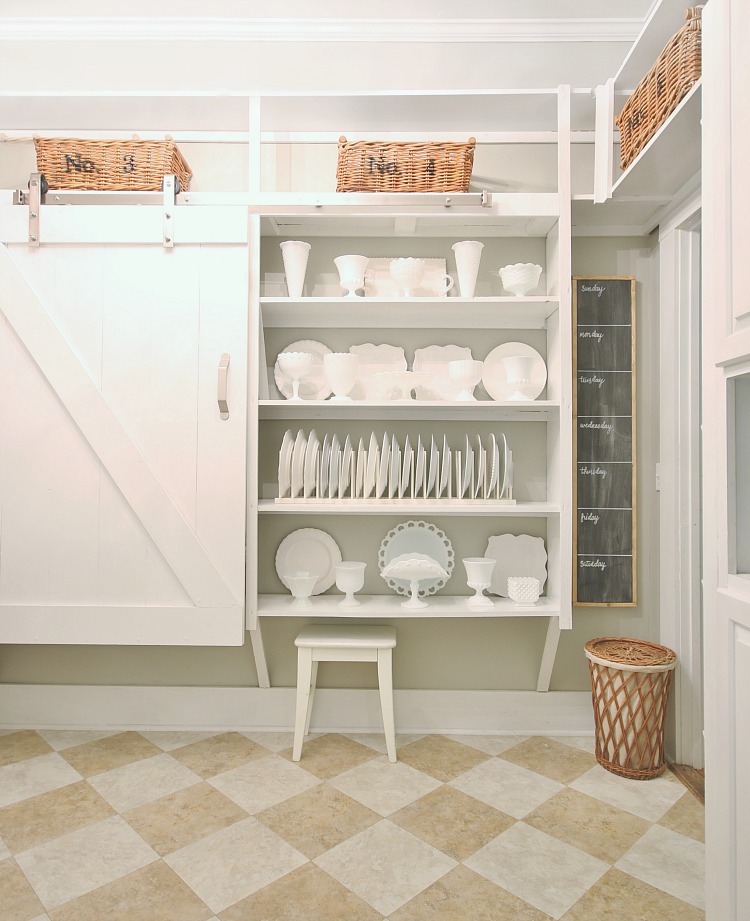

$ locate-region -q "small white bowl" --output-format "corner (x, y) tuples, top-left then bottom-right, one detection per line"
(499, 263), (542, 297)
(507, 576), (541, 605)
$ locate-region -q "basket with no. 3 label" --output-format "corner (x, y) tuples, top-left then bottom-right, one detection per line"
(33, 136), (192, 192)
(336, 136), (476, 193)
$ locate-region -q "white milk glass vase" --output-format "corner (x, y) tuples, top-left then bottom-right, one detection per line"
(452, 240), (484, 298)
(323, 352), (359, 401)
(280, 240), (311, 298)
(334, 255), (369, 297)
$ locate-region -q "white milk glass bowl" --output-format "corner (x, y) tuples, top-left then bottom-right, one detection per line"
(463, 557), (496, 607)
(448, 359), (483, 401)
(277, 351), (314, 401)
(389, 257), (426, 297)
(285, 571), (318, 608)
(323, 352), (359, 401)
(335, 561), (367, 607)
(334, 255), (369, 297)
(499, 263), (543, 296)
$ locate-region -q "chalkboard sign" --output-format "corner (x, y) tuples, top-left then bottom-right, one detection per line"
(573, 277), (636, 606)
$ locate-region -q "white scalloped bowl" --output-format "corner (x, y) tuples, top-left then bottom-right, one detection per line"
(499, 263), (542, 296)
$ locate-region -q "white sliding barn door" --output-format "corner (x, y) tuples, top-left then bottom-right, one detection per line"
(702, 1), (750, 917)
(0, 241), (247, 645)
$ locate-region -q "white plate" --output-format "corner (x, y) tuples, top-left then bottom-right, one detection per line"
(474, 433), (485, 499)
(414, 436), (426, 498)
(349, 343), (407, 400)
(388, 435), (401, 498)
(413, 344), (473, 400)
(364, 257), (450, 298)
(499, 433), (509, 497)
(485, 534), (547, 597)
(276, 528), (342, 594)
(290, 429), (307, 499)
(378, 519), (455, 596)
(377, 432), (390, 498)
(320, 433), (330, 498)
(329, 434), (341, 499)
(439, 436), (451, 499)
(427, 436), (438, 497)
(400, 443), (413, 499)
(340, 435), (352, 498)
(462, 435), (474, 498)
(364, 432), (379, 498)
(481, 342), (547, 402)
(303, 429), (319, 499)
(278, 429), (294, 498)
(487, 433), (499, 497)
(274, 339), (333, 401)
(355, 437), (365, 499)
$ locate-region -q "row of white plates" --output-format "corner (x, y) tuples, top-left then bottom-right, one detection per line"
(277, 430), (513, 501)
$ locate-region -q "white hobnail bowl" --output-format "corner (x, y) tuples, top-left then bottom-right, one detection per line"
(507, 576), (541, 606)
(499, 263), (543, 296)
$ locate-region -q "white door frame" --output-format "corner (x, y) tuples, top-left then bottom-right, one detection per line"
(658, 193), (703, 767)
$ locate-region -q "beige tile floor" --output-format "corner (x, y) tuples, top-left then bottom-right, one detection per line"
(0, 729), (705, 920)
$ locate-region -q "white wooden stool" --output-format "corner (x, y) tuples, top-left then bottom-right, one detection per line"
(292, 625), (397, 763)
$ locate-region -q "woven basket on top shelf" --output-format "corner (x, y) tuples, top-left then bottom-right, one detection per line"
(615, 6), (702, 171)
(584, 637), (677, 780)
(33, 137), (192, 192)
(336, 136), (476, 193)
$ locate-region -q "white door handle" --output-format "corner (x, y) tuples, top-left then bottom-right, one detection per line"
(218, 353), (230, 420)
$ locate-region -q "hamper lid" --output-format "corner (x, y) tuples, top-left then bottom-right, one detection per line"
(584, 637), (677, 668)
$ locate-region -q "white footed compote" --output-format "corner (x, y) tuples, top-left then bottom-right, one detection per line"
(381, 553), (448, 609)
(277, 351), (314, 401)
(280, 240), (311, 297)
(285, 570), (318, 608)
(334, 255), (369, 297)
(507, 576), (541, 606)
(335, 561), (367, 607)
(452, 241), (484, 298)
(323, 352), (359, 402)
(448, 359), (483, 401)
(463, 557), (496, 608)
(389, 257), (425, 297)
(502, 354), (535, 401)
(499, 263), (542, 297)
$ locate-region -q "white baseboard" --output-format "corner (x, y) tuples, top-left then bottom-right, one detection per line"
(0, 684), (594, 735)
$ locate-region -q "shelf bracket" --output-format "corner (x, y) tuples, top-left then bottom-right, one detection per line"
(536, 616), (561, 692)
(163, 174), (176, 248)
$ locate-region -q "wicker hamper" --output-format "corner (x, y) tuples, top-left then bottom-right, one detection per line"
(615, 6), (702, 171)
(33, 137), (192, 192)
(336, 136), (475, 193)
(585, 637), (677, 780)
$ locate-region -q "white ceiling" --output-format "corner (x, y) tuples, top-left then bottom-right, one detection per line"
(0, 1), (661, 92)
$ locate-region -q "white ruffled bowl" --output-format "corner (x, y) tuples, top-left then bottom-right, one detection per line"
(499, 263), (543, 296)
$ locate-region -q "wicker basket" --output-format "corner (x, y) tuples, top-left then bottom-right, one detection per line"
(336, 136), (476, 193)
(33, 137), (192, 192)
(585, 637), (677, 780)
(615, 7), (702, 171)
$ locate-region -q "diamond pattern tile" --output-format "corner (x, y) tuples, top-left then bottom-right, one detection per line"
(0, 730), (705, 920)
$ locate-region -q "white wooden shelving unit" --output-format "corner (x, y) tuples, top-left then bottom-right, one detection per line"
(0, 86), (573, 690)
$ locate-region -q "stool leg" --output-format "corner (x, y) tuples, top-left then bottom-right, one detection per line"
(377, 648), (397, 763)
(292, 648), (313, 761)
(304, 661), (319, 736)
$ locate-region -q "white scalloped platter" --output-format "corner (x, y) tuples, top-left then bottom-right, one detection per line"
(485, 533), (547, 597)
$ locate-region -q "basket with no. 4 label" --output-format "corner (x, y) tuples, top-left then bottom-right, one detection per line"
(336, 136), (476, 193)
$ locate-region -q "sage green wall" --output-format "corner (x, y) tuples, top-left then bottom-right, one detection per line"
(0, 235), (658, 693)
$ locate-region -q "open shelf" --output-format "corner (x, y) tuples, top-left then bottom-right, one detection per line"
(259, 400), (557, 422)
(259, 499), (558, 516)
(258, 593), (560, 618)
(260, 296), (558, 330)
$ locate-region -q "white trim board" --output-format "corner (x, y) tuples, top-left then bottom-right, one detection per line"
(0, 685), (593, 735)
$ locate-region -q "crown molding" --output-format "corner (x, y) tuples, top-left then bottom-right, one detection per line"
(0, 17), (642, 44)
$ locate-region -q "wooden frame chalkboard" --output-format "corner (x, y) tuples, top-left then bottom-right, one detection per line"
(573, 276), (636, 606)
